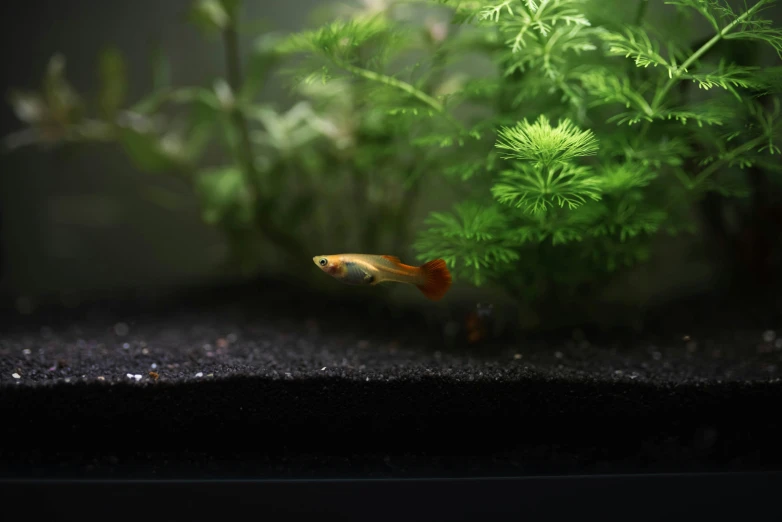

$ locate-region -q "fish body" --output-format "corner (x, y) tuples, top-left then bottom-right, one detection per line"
(312, 253), (452, 301)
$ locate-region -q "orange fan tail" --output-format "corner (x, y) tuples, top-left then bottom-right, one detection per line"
(416, 259), (452, 301)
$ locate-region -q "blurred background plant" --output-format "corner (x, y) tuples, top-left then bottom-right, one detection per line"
(5, 1), (335, 282)
(2, 0), (782, 328)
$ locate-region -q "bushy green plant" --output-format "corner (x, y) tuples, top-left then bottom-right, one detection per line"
(4, 0), (782, 310)
(278, 0), (782, 304)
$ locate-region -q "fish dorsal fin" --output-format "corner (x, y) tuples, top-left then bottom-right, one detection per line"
(381, 255), (401, 264)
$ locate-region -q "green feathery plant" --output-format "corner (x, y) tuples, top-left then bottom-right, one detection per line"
(278, 0), (782, 306)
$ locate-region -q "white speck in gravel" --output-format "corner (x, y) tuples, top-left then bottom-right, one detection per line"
(151, 363), (158, 369)
(12, 373), (20, 379)
(97, 376), (105, 381)
(133, 374), (142, 382)
(122, 343), (130, 350)
(64, 378), (71, 383)
(126, 373), (134, 379)
(22, 349), (31, 355)
(763, 330), (776, 343)
(195, 372), (203, 378)
(321, 367), (327, 371)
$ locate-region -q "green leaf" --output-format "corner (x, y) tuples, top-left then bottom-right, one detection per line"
(754, 66), (782, 94)
(683, 61), (765, 100)
(7, 90), (47, 125)
(590, 200), (668, 242)
(667, 0), (782, 58)
(479, 0), (591, 51)
(660, 108), (725, 126)
(43, 53), (83, 124)
(476, 0), (597, 82)
(184, 96), (220, 162)
(169, 86), (222, 108)
(491, 162), (602, 215)
(605, 110), (655, 126)
(599, 26), (674, 74)
(573, 66), (653, 116)
(195, 165), (254, 225)
(495, 115), (598, 167)
(218, 111), (241, 156)
(413, 202), (521, 286)
(129, 90), (173, 115)
(665, 0), (721, 32)
(597, 163), (657, 194)
(608, 99), (734, 127)
(442, 155), (493, 181)
(240, 33), (283, 103)
(119, 127), (178, 173)
(97, 47), (127, 120)
(275, 17), (405, 67)
(190, 0), (231, 34)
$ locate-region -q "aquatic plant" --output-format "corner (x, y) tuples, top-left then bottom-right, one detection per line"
(278, 0), (782, 304)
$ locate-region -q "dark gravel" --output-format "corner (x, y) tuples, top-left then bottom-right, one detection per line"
(1, 282), (782, 479)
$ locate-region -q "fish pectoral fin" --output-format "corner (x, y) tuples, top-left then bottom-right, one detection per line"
(364, 272), (375, 284)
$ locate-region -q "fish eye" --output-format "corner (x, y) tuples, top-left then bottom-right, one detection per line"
(319, 258), (327, 266)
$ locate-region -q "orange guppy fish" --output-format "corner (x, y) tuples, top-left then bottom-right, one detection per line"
(312, 254), (452, 301)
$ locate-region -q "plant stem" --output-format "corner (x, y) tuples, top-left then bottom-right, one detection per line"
(338, 59), (442, 110)
(334, 59), (463, 130)
(634, 0), (648, 26)
(651, 1), (764, 110)
(222, 19), (309, 265)
(223, 24), (260, 198)
(690, 134), (768, 188)
(636, 2), (763, 149)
